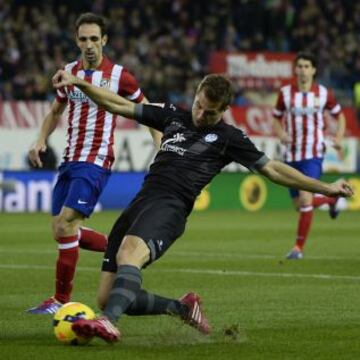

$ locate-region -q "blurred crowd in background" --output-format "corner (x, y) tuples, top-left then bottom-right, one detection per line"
(1, 0), (360, 108)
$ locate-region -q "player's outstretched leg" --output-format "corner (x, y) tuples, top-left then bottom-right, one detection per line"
(313, 195), (340, 219)
(72, 316), (121, 343)
(179, 292), (211, 335)
(125, 289), (211, 335)
(78, 226), (108, 251)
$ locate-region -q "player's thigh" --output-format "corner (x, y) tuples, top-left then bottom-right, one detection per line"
(102, 212), (132, 273)
(55, 162), (110, 218)
(301, 159), (323, 184)
(63, 178), (103, 218)
(286, 158), (322, 202)
(53, 206), (85, 226)
(97, 271), (116, 310)
(127, 197), (187, 264)
(116, 235), (151, 267)
(297, 158), (321, 207)
(52, 171), (70, 216)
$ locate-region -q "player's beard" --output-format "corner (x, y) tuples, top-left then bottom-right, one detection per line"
(85, 51), (97, 64)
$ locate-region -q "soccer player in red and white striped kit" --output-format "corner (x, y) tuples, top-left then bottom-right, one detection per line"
(27, 13), (161, 313)
(272, 52), (346, 259)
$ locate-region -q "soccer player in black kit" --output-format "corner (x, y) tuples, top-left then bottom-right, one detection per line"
(52, 70), (353, 343)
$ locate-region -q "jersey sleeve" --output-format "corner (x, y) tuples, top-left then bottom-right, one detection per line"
(272, 90), (285, 119)
(133, 103), (177, 131)
(325, 89), (341, 118)
(118, 69), (144, 103)
(55, 87), (68, 103)
(225, 128), (270, 172)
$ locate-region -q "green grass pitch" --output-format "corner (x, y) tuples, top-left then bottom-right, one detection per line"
(0, 209), (359, 359)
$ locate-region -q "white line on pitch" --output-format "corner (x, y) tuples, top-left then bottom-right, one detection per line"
(0, 263), (359, 281)
(170, 251), (358, 261)
(156, 268), (360, 281)
(0, 248), (358, 261)
(0, 264), (97, 271)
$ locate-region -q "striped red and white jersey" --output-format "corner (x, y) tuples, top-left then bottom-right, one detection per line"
(56, 56), (144, 169)
(272, 83), (341, 162)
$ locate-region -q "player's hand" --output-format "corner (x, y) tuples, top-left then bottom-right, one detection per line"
(52, 70), (76, 88)
(28, 141), (47, 168)
(328, 178), (354, 198)
(280, 133), (292, 145)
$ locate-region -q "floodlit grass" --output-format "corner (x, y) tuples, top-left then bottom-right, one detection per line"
(0, 209), (359, 359)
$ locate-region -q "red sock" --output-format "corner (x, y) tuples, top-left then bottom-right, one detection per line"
(55, 235), (79, 303)
(295, 206), (314, 250)
(78, 227), (108, 252)
(313, 195), (337, 208)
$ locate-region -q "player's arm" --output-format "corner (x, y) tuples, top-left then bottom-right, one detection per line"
(332, 111), (346, 153)
(272, 117), (291, 144)
(28, 99), (66, 168)
(53, 70), (136, 118)
(141, 96), (162, 149)
(326, 90), (346, 156)
(258, 159), (353, 198)
(272, 89), (291, 144)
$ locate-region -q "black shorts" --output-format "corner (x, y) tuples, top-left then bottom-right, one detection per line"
(102, 192), (188, 273)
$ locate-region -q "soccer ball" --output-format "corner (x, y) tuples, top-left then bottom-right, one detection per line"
(53, 302), (95, 345)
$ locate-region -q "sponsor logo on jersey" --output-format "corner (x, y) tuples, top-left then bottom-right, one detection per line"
(204, 134), (218, 143)
(161, 133), (187, 156)
(68, 89), (89, 103)
(291, 107), (320, 116)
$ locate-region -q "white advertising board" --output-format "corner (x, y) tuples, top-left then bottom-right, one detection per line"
(0, 129), (358, 173)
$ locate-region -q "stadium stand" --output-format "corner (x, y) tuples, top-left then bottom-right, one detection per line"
(0, 0), (359, 105)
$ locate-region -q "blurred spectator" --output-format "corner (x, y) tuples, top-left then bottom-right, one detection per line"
(0, 0), (359, 106)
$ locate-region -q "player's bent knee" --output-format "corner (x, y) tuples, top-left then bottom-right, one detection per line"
(52, 214), (82, 239)
(53, 217), (72, 238)
(299, 200), (312, 208)
(117, 247), (150, 267)
(52, 207), (84, 239)
(116, 235), (150, 267)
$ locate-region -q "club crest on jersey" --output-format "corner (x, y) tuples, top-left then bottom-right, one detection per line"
(170, 121), (182, 128)
(204, 134), (218, 143)
(100, 78), (110, 88)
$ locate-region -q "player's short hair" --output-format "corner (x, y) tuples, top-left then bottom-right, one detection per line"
(295, 52), (317, 68)
(196, 74), (233, 110)
(75, 13), (107, 36)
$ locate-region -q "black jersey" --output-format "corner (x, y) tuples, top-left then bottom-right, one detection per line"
(134, 103), (269, 210)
